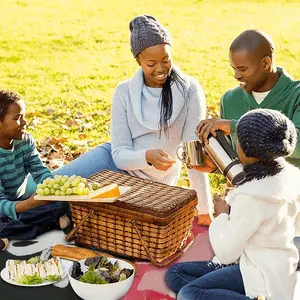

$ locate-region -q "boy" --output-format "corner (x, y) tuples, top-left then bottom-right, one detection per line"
(0, 90), (70, 240)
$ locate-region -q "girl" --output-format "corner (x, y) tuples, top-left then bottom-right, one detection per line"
(165, 108), (300, 300)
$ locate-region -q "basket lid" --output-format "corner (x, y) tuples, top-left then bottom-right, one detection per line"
(88, 170), (197, 218)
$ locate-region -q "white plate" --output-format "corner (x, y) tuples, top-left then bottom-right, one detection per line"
(34, 186), (131, 203)
(0, 267), (68, 287)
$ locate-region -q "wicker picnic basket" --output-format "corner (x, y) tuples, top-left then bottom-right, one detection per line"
(66, 170), (197, 266)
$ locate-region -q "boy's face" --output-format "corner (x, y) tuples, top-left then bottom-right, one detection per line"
(0, 100), (27, 141)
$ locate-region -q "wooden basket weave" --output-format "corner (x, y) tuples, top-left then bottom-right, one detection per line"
(66, 170), (197, 266)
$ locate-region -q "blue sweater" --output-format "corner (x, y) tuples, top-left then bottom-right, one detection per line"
(0, 133), (52, 220)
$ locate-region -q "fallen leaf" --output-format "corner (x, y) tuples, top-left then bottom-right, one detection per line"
(79, 133), (88, 139)
(74, 112), (84, 118)
(49, 158), (65, 170)
(47, 108), (55, 115)
(65, 119), (76, 127)
(72, 140), (88, 146)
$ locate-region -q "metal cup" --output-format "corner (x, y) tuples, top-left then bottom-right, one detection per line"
(177, 140), (204, 167)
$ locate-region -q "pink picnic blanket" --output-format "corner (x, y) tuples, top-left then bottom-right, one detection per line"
(122, 218), (213, 300)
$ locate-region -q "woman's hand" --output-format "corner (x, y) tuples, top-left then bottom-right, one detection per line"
(196, 118), (231, 145)
(213, 194), (230, 217)
(146, 149), (176, 171)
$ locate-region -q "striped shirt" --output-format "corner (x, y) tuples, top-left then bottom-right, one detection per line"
(0, 133), (52, 220)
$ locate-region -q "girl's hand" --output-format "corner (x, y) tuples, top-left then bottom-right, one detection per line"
(213, 194), (230, 217)
(146, 149), (176, 171)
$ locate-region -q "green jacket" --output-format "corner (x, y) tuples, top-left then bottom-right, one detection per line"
(221, 67), (300, 167)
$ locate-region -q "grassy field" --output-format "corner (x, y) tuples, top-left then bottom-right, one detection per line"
(1, 0), (300, 191)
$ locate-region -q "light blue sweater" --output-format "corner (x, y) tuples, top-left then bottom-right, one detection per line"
(111, 67), (212, 214)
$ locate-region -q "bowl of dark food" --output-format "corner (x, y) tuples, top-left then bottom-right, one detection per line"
(68, 256), (134, 300)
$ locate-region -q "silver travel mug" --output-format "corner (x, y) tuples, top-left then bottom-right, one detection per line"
(177, 140), (204, 167)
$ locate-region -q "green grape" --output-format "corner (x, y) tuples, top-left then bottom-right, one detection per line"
(61, 185), (66, 192)
(66, 188), (73, 195)
(62, 175), (68, 181)
(36, 188), (44, 195)
(53, 183), (60, 189)
(72, 187), (78, 194)
(43, 178), (52, 185)
(77, 189), (84, 195)
(71, 181), (78, 187)
(92, 183), (101, 191)
(69, 175), (76, 181)
(55, 190), (61, 196)
(60, 191), (66, 196)
(83, 187), (90, 195)
(50, 188), (55, 194)
(64, 182), (70, 188)
(54, 175), (62, 182)
(44, 188), (50, 195)
(81, 178), (88, 185)
(48, 182), (54, 188)
(37, 183), (43, 189)
(78, 182), (85, 190)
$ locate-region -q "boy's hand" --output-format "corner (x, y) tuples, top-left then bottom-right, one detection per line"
(146, 149), (176, 171)
(16, 194), (51, 213)
(27, 195), (52, 208)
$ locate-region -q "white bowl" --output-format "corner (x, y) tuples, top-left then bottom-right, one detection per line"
(68, 257), (134, 300)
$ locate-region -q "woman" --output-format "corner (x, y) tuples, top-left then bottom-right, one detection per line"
(54, 15), (212, 224)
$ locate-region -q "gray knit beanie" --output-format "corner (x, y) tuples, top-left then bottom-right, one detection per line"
(129, 15), (171, 58)
(237, 109), (297, 161)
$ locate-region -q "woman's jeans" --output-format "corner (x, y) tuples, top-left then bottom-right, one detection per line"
(53, 142), (124, 177)
(165, 261), (254, 300)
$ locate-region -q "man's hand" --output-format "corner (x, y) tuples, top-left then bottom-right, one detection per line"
(196, 118), (232, 144)
(213, 194), (230, 217)
(146, 149), (176, 171)
(16, 194), (51, 213)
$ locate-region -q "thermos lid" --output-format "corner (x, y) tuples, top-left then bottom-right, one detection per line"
(231, 172), (245, 185)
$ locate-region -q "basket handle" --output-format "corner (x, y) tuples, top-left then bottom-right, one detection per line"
(65, 210), (95, 242)
(132, 220), (194, 267)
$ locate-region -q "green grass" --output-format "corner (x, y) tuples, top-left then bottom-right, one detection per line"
(1, 0), (300, 192)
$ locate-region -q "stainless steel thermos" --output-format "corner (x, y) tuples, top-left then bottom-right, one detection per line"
(204, 131), (245, 185)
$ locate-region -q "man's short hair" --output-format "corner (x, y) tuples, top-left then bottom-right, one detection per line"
(230, 29), (275, 59)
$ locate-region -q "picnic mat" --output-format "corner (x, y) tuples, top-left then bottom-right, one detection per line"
(0, 218), (299, 300)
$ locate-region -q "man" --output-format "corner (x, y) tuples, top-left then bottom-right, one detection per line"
(196, 29), (300, 168)
(196, 29), (300, 265)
